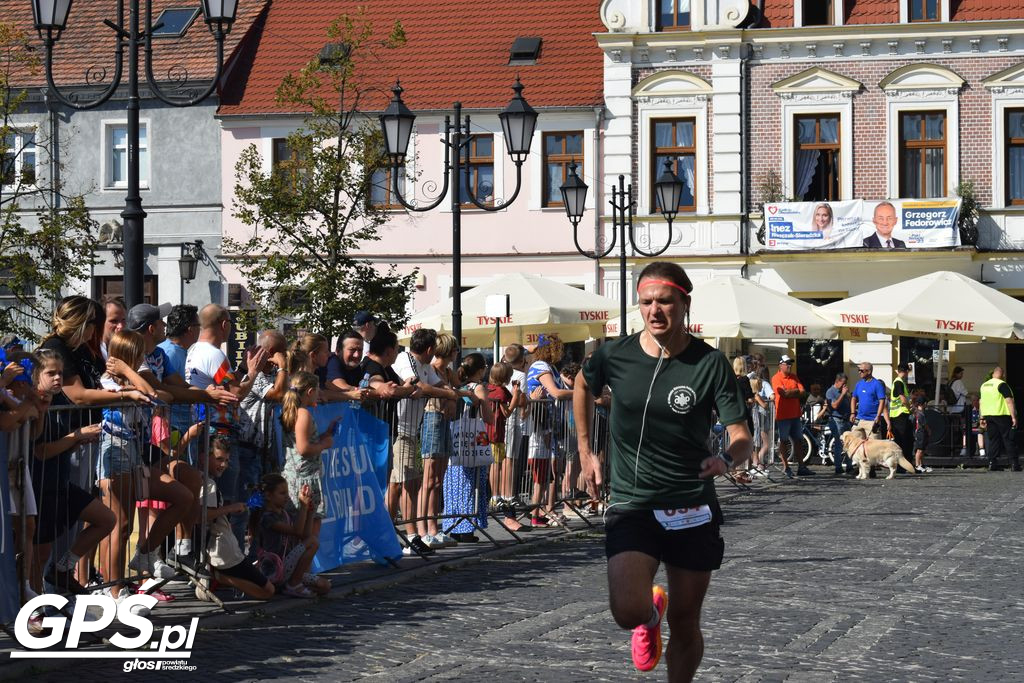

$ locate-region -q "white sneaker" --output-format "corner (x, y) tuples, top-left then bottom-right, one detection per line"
(435, 532), (458, 547)
(423, 534), (445, 549)
(114, 589), (151, 618)
(152, 559), (176, 580)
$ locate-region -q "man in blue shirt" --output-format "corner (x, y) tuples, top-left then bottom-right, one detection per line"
(825, 373), (852, 474)
(158, 304), (200, 438)
(850, 362), (890, 438)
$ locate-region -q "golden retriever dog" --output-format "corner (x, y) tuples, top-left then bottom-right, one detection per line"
(841, 427), (916, 480)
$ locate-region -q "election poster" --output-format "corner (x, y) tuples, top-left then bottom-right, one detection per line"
(763, 198), (961, 251)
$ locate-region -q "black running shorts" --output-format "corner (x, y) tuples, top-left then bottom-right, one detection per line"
(604, 501), (725, 572)
(35, 483), (94, 545)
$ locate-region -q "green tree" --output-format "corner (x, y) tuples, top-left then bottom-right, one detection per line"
(0, 22), (97, 340)
(225, 13), (417, 338)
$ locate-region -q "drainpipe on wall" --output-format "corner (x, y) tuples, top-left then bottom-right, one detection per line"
(593, 106), (605, 294)
(739, 42), (749, 270)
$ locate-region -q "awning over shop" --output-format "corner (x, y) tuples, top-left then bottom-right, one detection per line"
(399, 273), (619, 347)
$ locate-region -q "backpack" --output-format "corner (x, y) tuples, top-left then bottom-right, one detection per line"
(942, 383), (958, 405)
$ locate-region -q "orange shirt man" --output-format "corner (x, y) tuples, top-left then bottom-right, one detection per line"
(771, 355), (811, 477)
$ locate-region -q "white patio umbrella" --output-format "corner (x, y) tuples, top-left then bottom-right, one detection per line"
(818, 271), (1024, 401)
(605, 276), (838, 339)
(399, 273), (620, 347)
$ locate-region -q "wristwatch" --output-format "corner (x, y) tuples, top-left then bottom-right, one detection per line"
(718, 451), (734, 468)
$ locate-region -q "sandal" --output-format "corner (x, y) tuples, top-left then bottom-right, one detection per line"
(502, 518), (532, 532)
(282, 583), (316, 599)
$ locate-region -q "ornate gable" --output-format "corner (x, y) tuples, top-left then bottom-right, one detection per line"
(771, 67), (862, 101)
(632, 70), (713, 105)
(983, 62), (1024, 96)
(879, 63), (965, 98)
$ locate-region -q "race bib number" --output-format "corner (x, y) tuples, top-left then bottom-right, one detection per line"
(654, 505), (712, 531)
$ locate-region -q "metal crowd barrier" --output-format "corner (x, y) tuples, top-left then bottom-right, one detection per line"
(7, 399), (214, 631)
(351, 391), (612, 559)
(5, 381), (618, 627)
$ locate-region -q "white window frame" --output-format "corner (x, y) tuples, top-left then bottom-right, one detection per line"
(992, 99), (1024, 210)
(985, 63), (1024, 210)
(442, 123), (502, 213)
(102, 119), (150, 190)
(900, 0), (950, 23)
(782, 101), (853, 202)
(529, 123), (595, 211)
(887, 99), (958, 199)
(1, 127), (38, 192)
(794, 0), (843, 27)
(633, 70), (712, 216)
(639, 106), (709, 216)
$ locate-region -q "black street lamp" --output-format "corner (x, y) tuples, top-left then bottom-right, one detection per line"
(380, 78), (537, 351)
(31, 0), (238, 308)
(178, 239), (203, 304)
(560, 160), (684, 336)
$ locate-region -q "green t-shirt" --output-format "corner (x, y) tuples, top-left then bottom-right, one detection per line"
(583, 334), (746, 511)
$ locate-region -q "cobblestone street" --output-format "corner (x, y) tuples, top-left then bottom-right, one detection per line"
(26, 470), (1024, 682)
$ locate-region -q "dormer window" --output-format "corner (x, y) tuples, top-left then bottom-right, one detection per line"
(803, 0), (834, 26)
(909, 0), (939, 22)
(657, 0), (690, 31)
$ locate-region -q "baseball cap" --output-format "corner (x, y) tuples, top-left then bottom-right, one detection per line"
(126, 302), (172, 331)
(779, 354), (794, 364)
(352, 311), (377, 327)
(1, 336), (25, 351)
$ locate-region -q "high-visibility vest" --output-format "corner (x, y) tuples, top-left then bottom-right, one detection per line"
(890, 376), (910, 418)
(980, 378), (1013, 417)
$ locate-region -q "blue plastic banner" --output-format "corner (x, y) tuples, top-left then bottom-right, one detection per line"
(305, 403), (400, 571)
(0, 435), (21, 624)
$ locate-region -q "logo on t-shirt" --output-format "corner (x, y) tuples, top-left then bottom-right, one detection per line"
(668, 386), (697, 415)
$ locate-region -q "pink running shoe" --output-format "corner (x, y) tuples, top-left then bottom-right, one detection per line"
(631, 585), (669, 672)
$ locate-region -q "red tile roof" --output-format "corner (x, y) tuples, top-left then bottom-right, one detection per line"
(760, 2), (794, 28)
(952, 0), (1024, 21)
(762, 0), (1022, 26)
(218, 0), (606, 117)
(845, 0), (900, 25)
(0, 0), (267, 89)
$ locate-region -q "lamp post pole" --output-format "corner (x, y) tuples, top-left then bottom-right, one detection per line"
(380, 80), (537, 354)
(560, 161), (684, 336)
(31, 0), (238, 308)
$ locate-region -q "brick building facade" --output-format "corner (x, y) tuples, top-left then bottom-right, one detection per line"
(596, 0), (1024, 394)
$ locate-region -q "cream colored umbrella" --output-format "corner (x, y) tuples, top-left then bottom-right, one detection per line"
(399, 273), (619, 347)
(818, 270), (1024, 400)
(605, 276), (838, 339)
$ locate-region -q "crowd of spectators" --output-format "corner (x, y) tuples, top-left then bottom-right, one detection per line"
(2, 298), (590, 629)
(730, 353), (1017, 478)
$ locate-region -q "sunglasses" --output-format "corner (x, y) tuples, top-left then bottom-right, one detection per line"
(858, 369), (868, 373)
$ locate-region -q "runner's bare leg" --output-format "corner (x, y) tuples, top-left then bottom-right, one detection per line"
(606, 550), (660, 628)
(664, 565), (712, 683)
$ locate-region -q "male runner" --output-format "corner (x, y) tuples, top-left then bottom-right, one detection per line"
(574, 261), (752, 682)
